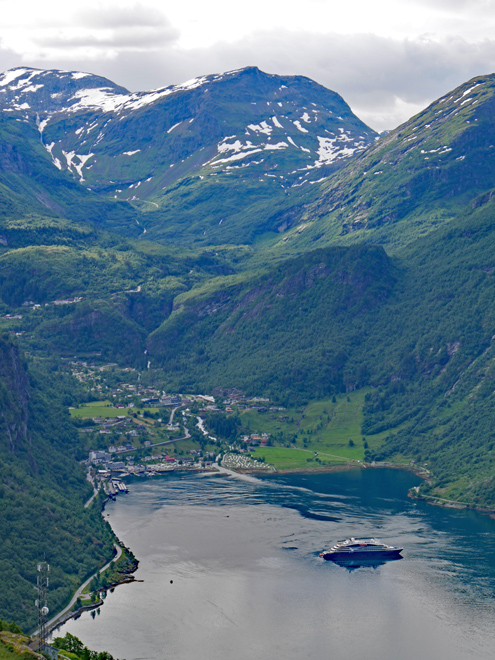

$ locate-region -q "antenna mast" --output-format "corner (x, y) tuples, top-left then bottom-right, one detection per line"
(35, 561), (50, 653)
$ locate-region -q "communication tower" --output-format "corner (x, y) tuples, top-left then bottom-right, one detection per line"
(35, 562), (49, 653)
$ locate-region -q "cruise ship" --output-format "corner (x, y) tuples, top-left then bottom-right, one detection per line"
(319, 537), (403, 561)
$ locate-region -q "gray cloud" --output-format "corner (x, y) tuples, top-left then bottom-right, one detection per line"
(0, 44), (25, 73)
(409, 0), (493, 10)
(33, 25), (178, 50)
(75, 4), (173, 29)
(3, 27), (495, 131)
(30, 4), (179, 54)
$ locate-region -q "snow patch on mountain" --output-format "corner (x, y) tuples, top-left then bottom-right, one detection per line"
(45, 142), (62, 170)
(0, 69), (30, 86)
(264, 142), (288, 150)
(64, 72), (231, 115)
(214, 149), (263, 165)
(315, 132), (362, 165)
(247, 122), (273, 135)
(167, 122), (182, 134)
(218, 140), (244, 153)
(21, 84), (44, 94)
(293, 120), (308, 133)
(73, 153), (94, 181)
(61, 150), (94, 181)
(454, 83), (483, 103)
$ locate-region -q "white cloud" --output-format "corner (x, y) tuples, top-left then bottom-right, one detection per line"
(409, 0), (492, 11)
(33, 25), (178, 52)
(1, 2), (495, 131)
(105, 31), (494, 130)
(76, 4), (172, 28)
(0, 2), (179, 60)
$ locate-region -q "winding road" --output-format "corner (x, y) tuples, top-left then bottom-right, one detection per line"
(40, 544), (123, 636)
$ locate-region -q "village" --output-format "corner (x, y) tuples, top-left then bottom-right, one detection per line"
(68, 360), (279, 493)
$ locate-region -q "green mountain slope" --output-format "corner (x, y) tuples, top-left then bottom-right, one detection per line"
(0, 66), (377, 245)
(0, 219), (250, 365)
(362, 196), (495, 506)
(0, 114), (139, 239)
(3, 62), (495, 521)
(141, 191), (495, 507)
(147, 244), (395, 400)
(0, 334), (115, 631)
(270, 73), (495, 254)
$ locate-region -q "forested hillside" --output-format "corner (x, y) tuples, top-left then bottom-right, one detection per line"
(0, 334), (115, 631)
(143, 195), (495, 506)
(147, 244), (395, 400)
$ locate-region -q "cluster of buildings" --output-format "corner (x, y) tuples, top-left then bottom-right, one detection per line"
(79, 416), (137, 435)
(240, 433), (271, 448)
(20, 297), (83, 308)
(90, 447), (218, 485)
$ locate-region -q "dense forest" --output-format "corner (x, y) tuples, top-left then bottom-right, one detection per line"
(0, 334), (115, 631)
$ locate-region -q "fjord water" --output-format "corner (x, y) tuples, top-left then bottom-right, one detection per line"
(58, 469), (495, 659)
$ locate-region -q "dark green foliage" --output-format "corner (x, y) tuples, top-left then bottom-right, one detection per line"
(53, 632), (118, 660)
(357, 198), (495, 502)
(0, 621), (22, 634)
(206, 412), (242, 441)
(148, 244), (395, 401)
(0, 335), (115, 632)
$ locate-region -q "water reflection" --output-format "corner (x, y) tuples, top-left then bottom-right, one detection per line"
(56, 469), (495, 660)
(329, 556), (403, 572)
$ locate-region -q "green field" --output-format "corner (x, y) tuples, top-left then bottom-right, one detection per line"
(70, 401), (129, 418)
(248, 446), (353, 471)
(240, 389), (386, 472)
(70, 401), (171, 421)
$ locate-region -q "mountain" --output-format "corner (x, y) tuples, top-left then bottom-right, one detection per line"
(0, 334), (115, 630)
(273, 73), (495, 253)
(3, 63), (495, 521)
(0, 117), (139, 240)
(0, 66), (377, 244)
(142, 191), (495, 507)
(146, 244), (395, 400)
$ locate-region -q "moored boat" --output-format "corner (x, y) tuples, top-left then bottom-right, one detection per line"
(319, 537), (403, 561)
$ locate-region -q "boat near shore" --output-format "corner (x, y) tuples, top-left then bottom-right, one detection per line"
(319, 537), (403, 561)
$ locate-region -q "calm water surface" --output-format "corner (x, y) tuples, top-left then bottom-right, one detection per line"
(57, 469), (495, 659)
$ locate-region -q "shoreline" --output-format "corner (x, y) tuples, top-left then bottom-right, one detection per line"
(51, 461), (494, 635)
(241, 461), (495, 515)
(46, 517), (139, 639)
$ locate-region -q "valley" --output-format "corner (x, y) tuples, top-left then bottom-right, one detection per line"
(3, 62), (495, 638)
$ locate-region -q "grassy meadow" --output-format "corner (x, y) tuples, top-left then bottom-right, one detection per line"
(241, 390), (386, 471)
(70, 401), (129, 418)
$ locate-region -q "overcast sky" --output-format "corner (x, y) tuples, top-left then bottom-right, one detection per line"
(2, 0), (495, 130)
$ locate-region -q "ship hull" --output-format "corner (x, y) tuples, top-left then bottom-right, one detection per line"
(320, 548), (403, 561)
